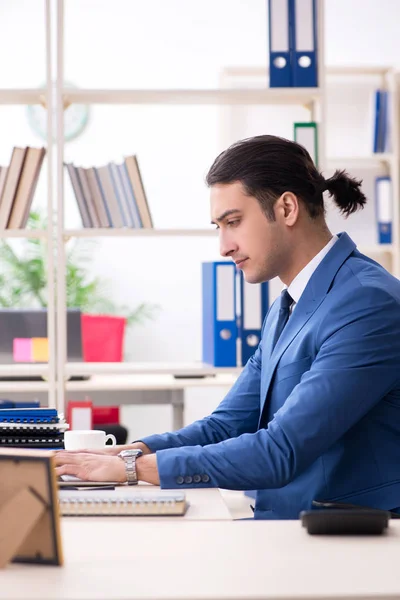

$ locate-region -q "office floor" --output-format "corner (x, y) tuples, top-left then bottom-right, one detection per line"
(220, 490), (254, 520)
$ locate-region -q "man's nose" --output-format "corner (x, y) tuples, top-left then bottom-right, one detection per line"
(219, 232), (236, 257)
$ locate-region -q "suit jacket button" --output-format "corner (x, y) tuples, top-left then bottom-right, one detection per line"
(176, 476), (184, 484)
(193, 474), (201, 483)
(184, 476), (193, 484)
(201, 474), (210, 483)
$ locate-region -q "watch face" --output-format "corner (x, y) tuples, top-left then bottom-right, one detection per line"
(119, 449), (142, 459)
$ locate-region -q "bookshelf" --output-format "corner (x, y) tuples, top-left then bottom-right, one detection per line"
(0, 0), (398, 414)
(52, 0), (328, 413)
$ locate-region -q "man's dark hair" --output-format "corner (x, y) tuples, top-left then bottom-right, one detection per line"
(206, 135), (366, 220)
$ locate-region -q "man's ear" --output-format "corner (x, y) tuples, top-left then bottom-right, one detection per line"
(278, 192), (299, 226)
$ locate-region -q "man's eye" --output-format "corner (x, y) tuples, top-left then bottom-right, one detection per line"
(227, 220), (240, 227)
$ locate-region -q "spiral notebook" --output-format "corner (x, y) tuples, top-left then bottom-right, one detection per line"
(59, 490), (188, 517)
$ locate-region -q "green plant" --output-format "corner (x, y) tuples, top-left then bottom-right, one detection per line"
(0, 211), (159, 327)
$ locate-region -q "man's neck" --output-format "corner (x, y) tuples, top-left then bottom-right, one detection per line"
(281, 230), (333, 286)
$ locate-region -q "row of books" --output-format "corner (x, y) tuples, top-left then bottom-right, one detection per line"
(0, 146), (46, 230)
(66, 155), (153, 229)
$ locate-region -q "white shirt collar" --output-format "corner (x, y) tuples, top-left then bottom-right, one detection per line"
(287, 235), (339, 306)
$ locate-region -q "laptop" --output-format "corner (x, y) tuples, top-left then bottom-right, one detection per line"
(0, 308), (87, 380)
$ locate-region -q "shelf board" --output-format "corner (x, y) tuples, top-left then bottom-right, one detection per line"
(0, 381), (49, 393)
(63, 88), (320, 106)
(0, 364), (50, 392)
(65, 362), (241, 377)
(0, 88), (46, 104)
(63, 228), (217, 238)
(0, 229), (48, 239)
(326, 66), (393, 77)
(65, 373), (239, 392)
(327, 154), (394, 168)
(222, 65), (393, 79)
(0, 364), (49, 377)
(0, 363), (49, 394)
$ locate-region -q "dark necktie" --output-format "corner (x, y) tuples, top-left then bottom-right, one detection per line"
(272, 289), (293, 350)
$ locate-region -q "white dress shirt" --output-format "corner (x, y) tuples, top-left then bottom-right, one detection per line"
(287, 235), (339, 313)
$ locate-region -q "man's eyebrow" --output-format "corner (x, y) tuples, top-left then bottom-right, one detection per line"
(210, 209), (241, 225)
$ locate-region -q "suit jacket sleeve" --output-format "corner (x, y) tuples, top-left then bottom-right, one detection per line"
(139, 346), (262, 452)
(155, 286), (400, 490)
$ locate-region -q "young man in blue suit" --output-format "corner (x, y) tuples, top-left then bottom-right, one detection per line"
(56, 135), (400, 519)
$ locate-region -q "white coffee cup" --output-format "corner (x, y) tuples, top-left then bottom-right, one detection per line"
(63, 430), (117, 451)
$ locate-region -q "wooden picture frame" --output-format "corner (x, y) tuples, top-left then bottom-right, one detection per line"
(0, 448), (63, 568)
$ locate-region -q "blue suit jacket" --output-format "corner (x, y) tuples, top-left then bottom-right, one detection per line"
(142, 233), (400, 519)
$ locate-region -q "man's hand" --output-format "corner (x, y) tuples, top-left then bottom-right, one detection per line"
(55, 452), (126, 482)
(58, 441), (151, 457)
(54, 450), (160, 485)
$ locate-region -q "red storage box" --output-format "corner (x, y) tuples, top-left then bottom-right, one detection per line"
(92, 406), (120, 425)
(81, 314), (126, 362)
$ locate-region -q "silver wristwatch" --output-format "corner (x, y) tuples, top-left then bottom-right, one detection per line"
(118, 449), (143, 485)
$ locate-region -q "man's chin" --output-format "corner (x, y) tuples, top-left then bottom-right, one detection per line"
(243, 269), (271, 285)
(243, 272), (262, 284)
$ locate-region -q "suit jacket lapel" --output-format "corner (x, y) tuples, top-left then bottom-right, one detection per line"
(259, 290), (324, 417)
(259, 232), (357, 419)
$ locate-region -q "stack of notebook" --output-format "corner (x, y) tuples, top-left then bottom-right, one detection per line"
(59, 490), (188, 517)
(0, 408), (68, 449)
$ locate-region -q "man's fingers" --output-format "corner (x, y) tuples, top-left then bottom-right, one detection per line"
(56, 448), (109, 456)
(55, 464), (82, 477)
(54, 452), (87, 465)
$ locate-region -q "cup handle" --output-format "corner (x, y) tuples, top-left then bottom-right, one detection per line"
(105, 434), (117, 446)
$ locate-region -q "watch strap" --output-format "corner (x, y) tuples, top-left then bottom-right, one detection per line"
(121, 452), (142, 485)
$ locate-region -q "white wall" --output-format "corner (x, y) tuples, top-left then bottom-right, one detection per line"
(1, 0), (400, 435)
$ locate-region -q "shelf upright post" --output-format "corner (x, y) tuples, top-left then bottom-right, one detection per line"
(315, 0), (326, 173)
(45, 0), (56, 409)
(388, 69), (400, 278)
(55, 0), (67, 415)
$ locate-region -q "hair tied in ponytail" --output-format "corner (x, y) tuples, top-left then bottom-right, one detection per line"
(316, 179), (329, 196)
(324, 170), (367, 217)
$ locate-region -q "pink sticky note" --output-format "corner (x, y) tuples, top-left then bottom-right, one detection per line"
(13, 338), (32, 362)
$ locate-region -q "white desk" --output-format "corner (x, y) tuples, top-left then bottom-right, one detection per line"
(4, 519), (400, 599)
